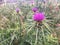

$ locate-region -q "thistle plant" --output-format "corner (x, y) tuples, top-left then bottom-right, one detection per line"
(25, 9), (59, 45)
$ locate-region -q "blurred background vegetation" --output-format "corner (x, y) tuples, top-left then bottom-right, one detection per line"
(0, 0), (60, 45)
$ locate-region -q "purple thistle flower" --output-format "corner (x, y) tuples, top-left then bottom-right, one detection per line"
(32, 7), (38, 12)
(16, 8), (20, 13)
(33, 12), (45, 21)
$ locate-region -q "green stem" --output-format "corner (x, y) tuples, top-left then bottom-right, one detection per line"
(41, 26), (46, 45)
(34, 23), (38, 45)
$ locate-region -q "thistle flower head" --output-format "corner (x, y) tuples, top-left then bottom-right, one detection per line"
(33, 12), (45, 21)
(32, 7), (38, 12)
(16, 8), (20, 13)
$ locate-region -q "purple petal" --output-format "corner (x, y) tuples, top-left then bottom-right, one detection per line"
(33, 12), (45, 21)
